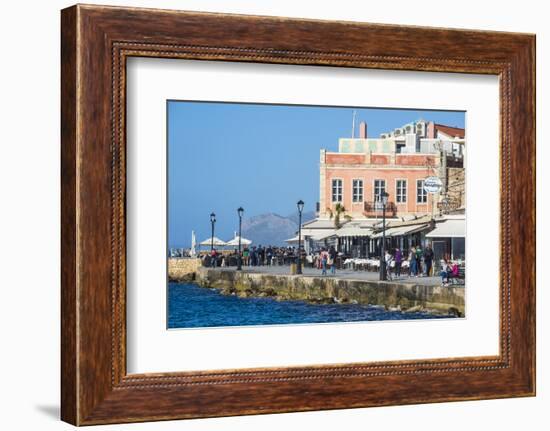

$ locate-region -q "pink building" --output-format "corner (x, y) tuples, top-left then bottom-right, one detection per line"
(318, 120), (465, 220)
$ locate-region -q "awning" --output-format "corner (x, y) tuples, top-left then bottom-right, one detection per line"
(371, 223), (429, 238)
(301, 227), (333, 237)
(397, 223), (431, 236)
(426, 219), (465, 238)
(371, 227), (400, 238)
(301, 218), (346, 229)
(335, 226), (373, 237)
(310, 230), (337, 241)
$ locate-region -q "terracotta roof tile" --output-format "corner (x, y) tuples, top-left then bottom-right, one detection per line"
(435, 124), (465, 139)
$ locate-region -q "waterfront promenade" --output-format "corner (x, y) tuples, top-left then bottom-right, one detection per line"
(238, 265), (447, 287)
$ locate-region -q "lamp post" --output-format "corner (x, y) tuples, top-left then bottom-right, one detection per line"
(237, 207), (244, 270)
(296, 200), (304, 275)
(379, 192), (389, 281)
(209, 212), (216, 252)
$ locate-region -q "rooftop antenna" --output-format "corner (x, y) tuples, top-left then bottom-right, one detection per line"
(351, 110), (357, 138)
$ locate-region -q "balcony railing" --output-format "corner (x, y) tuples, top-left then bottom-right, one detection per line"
(363, 201), (397, 218)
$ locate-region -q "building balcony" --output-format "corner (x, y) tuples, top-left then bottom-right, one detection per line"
(363, 201), (397, 218)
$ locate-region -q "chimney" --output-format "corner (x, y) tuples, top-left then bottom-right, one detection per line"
(427, 121), (435, 139)
(359, 121), (367, 139)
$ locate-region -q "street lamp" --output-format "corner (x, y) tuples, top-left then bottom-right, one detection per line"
(209, 212), (216, 252)
(296, 200), (305, 275)
(237, 207), (244, 270)
(379, 192), (389, 281)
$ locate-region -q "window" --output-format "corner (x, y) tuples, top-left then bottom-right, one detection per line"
(396, 179), (407, 203)
(417, 179), (428, 203)
(374, 179), (386, 201)
(352, 179), (363, 203)
(332, 179), (342, 202)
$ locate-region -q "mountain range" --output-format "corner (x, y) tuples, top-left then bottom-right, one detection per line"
(241, 211), (316, 247)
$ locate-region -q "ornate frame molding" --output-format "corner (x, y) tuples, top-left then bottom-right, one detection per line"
(61, 5), (534, 425)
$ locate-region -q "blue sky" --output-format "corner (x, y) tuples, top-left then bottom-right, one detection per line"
(168, 101), (465, 248)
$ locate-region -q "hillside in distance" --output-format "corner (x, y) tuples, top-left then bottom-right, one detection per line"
(241, 211), (316, 246)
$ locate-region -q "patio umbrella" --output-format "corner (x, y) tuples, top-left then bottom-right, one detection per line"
(199, 236), (227, 247)
(225, 235), (252, 247)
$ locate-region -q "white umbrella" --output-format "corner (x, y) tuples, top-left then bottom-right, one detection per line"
(199, 236), (227, 247)
(225, 235), (252, 246)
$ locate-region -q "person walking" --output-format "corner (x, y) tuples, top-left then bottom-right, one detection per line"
(394, 247), (403, 278)
(409, 246), (417, 277)
(243, 247), (250, 266)
(384, 250), (394, 281)
(424, 244), (434, 276)
(320, 248), (329, 276)
(251, 246), (257, 266)
(416, 245), (423, 276)
(315, 251), (321, 269)
(257, 245), (264, 266)
(266, 246), (273, 266)
(329, 246), (337, 275)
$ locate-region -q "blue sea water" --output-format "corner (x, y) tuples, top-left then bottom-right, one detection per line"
(168, 283), (451, 329)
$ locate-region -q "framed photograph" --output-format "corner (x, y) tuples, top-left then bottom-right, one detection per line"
(61, 4), (535, 425)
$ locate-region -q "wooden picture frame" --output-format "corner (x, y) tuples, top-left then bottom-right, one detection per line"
(61, 4), (535, 425)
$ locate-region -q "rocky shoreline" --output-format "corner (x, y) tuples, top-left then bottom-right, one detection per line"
(170, 265), (465, 317)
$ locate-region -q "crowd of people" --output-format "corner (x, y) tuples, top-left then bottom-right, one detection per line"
(202, 243), (462, 286)
(382, 244), (435, 281)
(204, 245), (302, 268)
(313, 246), (339, 276)
(382, 244), (462, 285)
(203, 245), (340, 274)
(241, 245), (301, 266)
(439, 259), (461, 286)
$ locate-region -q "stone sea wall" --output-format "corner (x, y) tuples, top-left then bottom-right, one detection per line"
(168, 258), (202, 282)
(194, 268), (465, 316)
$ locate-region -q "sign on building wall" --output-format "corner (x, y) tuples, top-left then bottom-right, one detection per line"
(423, 176), (443, 194)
